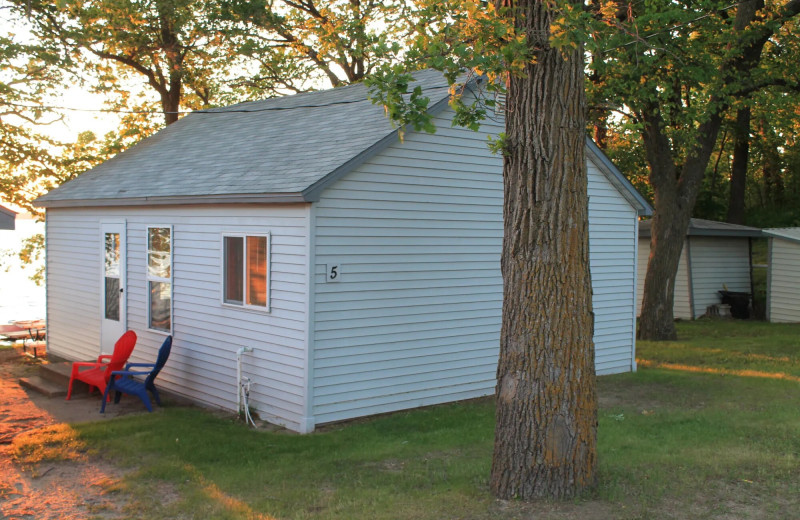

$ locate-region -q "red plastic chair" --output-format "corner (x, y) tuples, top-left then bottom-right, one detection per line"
(66, 330), (137, 401)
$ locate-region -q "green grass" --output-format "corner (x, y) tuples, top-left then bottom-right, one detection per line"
(70, 400), (498, 519)
(16, 320), (800, 519)
(637, 319), (800, 377)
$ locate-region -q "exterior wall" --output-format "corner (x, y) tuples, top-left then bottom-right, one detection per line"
(636, 238), (692, 319)
(687, 236), (752, 318)
(587, 165), (639, 375)
(311, 109), (640, 426)
(45, 205), (310, 431)
(0, 208), (14, 230)
(768, 238), (800, 323)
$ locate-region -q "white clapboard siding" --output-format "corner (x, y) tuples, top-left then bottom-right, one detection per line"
(636, 238), (693, 319)
(687, 236), (752, 318)
(45, 212), (101, 361)
(587, 162), (638, 375)
(768, 238), (800, 323)
(45, 205), (310, 431)
(311, 108), (639, 426)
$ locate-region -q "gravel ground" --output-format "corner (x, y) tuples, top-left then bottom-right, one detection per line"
(0, 349), (143, 520)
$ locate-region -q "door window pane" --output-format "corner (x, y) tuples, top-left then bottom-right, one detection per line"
(246, 236), (267, 307)
(105, 277), (120, 321)
(104, 233), (120, 276)
(224, 236), (244, 304)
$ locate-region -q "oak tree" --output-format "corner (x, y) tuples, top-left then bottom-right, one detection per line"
(370, 0), (597, 499)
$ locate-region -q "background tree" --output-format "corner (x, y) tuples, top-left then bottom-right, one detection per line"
(589, 0), (800, 340)
(229, 0), (415, 96)
(11, 0), (243, 127)
(0, 29), (64, 213)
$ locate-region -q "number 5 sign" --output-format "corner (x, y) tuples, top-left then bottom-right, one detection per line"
(326, 264), (343, 283)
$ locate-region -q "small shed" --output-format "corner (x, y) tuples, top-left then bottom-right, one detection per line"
(637, 218), (762, 319)
(0, 205), (16, 230)
(763, 228), (800, 323)
(36, 71), (651, 433)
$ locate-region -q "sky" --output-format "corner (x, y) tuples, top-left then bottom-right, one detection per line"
(45, 89), (121, 143)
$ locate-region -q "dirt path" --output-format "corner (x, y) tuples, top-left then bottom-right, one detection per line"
(0, 351), (134, 520)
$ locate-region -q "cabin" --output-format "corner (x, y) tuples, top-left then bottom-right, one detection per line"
(763, 228), (800, 323)
(0, 205), (16, 230)
(637, 218), (762, 319)
(36, 71), (651, 433)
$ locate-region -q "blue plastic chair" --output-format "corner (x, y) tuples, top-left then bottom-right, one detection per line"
(101, 335), (172, 413)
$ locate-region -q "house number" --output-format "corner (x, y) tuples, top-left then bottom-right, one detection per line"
(326, 264), (342, 283)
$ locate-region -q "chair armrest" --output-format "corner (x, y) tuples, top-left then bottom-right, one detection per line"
(111, 369), (153, 377)
(124, 362), (156, 370)
(72, 361), (103, 369)
(70, 361), (103, 376)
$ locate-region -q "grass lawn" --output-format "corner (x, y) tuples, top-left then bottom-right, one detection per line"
(13, 320), (800, 519)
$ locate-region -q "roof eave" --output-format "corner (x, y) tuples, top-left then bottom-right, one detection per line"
(688, 229), (763, 238)
(763, 229), (800, 244)
(34, 192), (308, 209)
(584, 137), (653, 216)
(639, 226), (763, 239)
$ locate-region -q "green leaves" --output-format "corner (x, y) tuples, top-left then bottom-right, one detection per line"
(364, 68), (435, 134)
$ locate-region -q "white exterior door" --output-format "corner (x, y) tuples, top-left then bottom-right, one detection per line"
(100, 222), (126, 354)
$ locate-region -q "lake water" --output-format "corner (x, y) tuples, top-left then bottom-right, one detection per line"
(0, 217), (46, 324)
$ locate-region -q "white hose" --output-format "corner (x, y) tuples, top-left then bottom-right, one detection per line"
(236, 346), (256, 427)
(240, 376), (257, 428)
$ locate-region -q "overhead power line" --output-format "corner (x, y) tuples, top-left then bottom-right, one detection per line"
(4, 84), (454, 116)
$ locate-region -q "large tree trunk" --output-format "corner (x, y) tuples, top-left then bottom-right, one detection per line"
(490, 0), (596, 500)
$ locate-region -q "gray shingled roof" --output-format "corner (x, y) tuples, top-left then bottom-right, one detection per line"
(763, 227), (800, 244)
(35, 69), (650, 213)
(639, 218), (762, 238)
(36, 70), (452, 207)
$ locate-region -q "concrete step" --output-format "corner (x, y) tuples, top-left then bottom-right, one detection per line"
(19, 375), (68, 398)
(40, 361), (74, 385)
(26, 362), (91, 396)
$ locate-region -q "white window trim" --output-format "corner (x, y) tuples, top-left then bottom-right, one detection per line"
(220, 232), (272, 313)
(146, 225), (173, 334)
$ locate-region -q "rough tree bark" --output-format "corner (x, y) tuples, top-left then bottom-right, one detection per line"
(489, 0), (597, 500)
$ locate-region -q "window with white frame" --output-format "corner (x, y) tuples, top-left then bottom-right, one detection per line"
(147, 226), (172, 332)
(223, 233), (270, 310)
